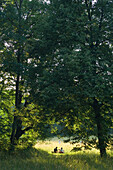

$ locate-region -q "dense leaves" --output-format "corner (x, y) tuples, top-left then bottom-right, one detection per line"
(0, 0), (53, 150)
(28, 0), (113, 157)
(0, 0), (113, 157)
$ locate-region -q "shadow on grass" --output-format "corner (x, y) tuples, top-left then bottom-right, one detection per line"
(0, 147), (69, 170)
(0, 148), (113, 170)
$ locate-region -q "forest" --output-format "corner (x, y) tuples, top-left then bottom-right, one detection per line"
(0, 0), (113, 158)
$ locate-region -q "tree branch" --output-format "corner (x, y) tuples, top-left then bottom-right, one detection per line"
(85, 1), (93, 49)
(96, 8), (104, 47)
(22, 125), (33, 133)
(85, 0), (91, 21)
(14, 0), (19, 10)
(15, 125), (33, 140)
(99, 8), (104, 31)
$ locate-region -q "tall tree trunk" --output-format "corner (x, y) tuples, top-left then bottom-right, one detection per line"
(10, 74), (21, 149)
(93, 99), (107, 157)
(10, 0), (23, 150)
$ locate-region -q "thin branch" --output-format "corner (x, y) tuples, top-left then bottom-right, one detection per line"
(85, 0), (93, 48)
(99, 8), (104, 31)
(15, 125), (33, 140)
(7, 17), (17, 27)
(22, 125), (33, 133)
(85, 0), (91, 21)
(96, 8), (104, 47)
(19, 0), (24, 8)
(14, 0), (19, 10)
(25, 4), (37, 23)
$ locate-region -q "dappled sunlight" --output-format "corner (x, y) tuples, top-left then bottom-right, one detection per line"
(34, 141), (113, 170)
(0, 145), (113, 170)
(35, 140), (77, 154)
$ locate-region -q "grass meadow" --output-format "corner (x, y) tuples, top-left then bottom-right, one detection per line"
(0, 140), (113, 170)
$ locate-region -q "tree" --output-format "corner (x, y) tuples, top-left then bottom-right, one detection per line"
(29, 0), (113, 157)
(0, 0), (52, 150)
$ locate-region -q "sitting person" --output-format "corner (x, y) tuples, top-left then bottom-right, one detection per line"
(54, 147), (58, 153)
(59, 147), (64, 153)
(52, 147), (58, 153)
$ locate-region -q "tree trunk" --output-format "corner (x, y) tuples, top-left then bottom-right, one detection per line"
(93, 99), (107, 157)
(96, 115), (107, 157)
(10, 74), (21, 149)
(10, 0), (23, 150)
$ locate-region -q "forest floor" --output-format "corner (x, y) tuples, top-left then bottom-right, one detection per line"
(0, 140), (113, 170)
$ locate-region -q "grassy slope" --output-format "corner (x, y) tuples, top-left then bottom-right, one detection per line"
(0, 141), (113, 170)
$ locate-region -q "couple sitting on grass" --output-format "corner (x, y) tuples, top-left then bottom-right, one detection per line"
(52, 147), (64, 153)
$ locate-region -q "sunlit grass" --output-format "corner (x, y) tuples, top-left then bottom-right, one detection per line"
(35, 139), (75, 154)
(0, 140), (113, 170)
(35, 140), (113, 169)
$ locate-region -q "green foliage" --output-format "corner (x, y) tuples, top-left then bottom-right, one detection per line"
(28, 0), (113, 157)
(0, 0), (54, 149)
(0, 89), (14, 150)
(0, 0), (113, 157)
